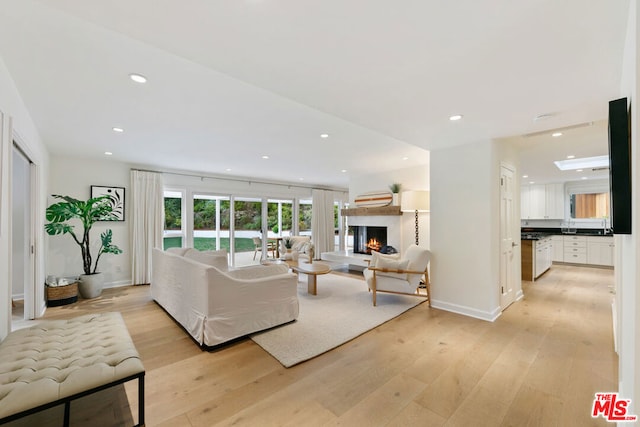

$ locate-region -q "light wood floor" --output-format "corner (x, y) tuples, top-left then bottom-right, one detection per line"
(32, 264), (616, 426)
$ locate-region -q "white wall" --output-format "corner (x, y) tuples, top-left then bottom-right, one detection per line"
(617, 0), (640, 416)
(430, 139), (519, 321)
(0, 54), (49, 338)
(349, 164), (430, 250)
(48, 155), (131, 287)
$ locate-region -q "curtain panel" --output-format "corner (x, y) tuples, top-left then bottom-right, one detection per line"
(311, 189), (334, 258)
(130, 170), (164, 285)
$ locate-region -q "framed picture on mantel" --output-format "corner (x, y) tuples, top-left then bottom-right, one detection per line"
(91, 185), (125, 221)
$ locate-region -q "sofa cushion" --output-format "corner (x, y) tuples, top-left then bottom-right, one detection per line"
(166, 247), (190, 256)
(184, 249), (228, 271)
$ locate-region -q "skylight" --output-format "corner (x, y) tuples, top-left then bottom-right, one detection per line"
(554, 155), (609, 171)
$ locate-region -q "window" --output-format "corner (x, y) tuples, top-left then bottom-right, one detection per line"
(298, 199), (312, 236)
(234, 197), (263, 266)
(163, 190), (184, 250)
(267, 199), (293, 236)
(570, 193), (610, 219)
(193, 194), (230, 252)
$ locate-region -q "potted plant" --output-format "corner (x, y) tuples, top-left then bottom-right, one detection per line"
(283, 237), (293, 252)
(389, 183), (402, 206)
(45, 194), (123, 299)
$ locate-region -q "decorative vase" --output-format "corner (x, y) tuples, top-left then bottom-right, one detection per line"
(392, 193), (400, 206)
(78, 273), (104, 299)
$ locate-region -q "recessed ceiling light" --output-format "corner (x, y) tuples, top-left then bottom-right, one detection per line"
(576, 169), (583, 172)
(566, 155), (575, 159)
(581, 177), (588, 180)
(341, 169), (347, 173)
(129, 73), (147, 83)
(554, 155), (609, 171)
(104, 151), (113, 156)
(320, 133), (329, 138)
(552, 132), (563, 137)
(522, 175), (529, 178)
(225, 168), (232, 172)
(402, 156), (409, 161)
(449, 114), (463, 121)
(112, 127), (124, 133)
(262, 155), (269, 159)
(299, 177), (304, 181)
(529, 181), (535, 184)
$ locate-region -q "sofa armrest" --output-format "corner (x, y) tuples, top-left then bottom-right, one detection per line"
(368, 266), (425, 275)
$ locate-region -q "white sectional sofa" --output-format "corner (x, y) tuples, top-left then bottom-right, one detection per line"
(152, 248), (299, 348)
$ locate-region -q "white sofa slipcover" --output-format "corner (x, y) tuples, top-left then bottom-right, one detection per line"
(152, 248), (299, 347)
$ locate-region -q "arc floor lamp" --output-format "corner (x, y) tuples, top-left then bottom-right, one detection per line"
(401, 190), (430, 246)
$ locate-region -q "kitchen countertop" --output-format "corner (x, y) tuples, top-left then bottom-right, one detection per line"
(521, 228), (613, 240)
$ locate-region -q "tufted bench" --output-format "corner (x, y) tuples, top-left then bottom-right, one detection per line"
(0, 312), (145, 426)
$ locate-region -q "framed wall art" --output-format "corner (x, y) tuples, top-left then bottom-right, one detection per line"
(91, 185), (125, 221)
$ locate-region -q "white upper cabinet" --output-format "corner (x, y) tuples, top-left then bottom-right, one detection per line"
(521, 183), (565, 220)
(545, 183), (565, 219)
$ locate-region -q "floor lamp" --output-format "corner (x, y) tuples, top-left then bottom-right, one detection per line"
(401, 190), (430, 246)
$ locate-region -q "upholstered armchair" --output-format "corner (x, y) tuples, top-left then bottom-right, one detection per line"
(280, 236), (315, 262)
(363, 245), (431, 307)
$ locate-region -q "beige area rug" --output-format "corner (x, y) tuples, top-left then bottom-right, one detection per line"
(251, 273), (426, 368)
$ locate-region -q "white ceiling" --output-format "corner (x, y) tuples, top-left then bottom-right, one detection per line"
(0, 0), (631, 188)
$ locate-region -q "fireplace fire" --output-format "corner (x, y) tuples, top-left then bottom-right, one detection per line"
(351, 226), (387, 254)
(367, 238), (382, 253)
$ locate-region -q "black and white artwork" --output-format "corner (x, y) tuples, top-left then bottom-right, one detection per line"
(91, 185), (125, 221)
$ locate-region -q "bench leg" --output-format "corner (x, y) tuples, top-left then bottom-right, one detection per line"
(138, 375), (145, 426)
(64, 401), (70, 427)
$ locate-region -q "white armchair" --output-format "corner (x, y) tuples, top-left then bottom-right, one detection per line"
(363, 245), (431, 307)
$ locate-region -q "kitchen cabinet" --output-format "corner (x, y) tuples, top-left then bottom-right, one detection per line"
(551, 235), (564, 262)
(535, 236), (553, 278)
(587, 236), (615, 267)
(521, 183), (564, 219)
(521, 236), (552, 281)
(563, 235), (587, 264)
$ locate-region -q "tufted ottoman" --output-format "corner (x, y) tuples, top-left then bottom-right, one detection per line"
(0, 312), (145, 426)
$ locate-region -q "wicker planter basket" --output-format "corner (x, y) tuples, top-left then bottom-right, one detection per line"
(46, 282), (78, 307)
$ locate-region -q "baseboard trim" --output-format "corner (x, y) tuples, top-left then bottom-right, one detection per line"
(431, 299), (501, 322)
(104, 280), (132, 289)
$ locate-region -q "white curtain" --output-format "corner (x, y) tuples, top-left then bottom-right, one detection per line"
(130, 170), (164, 285)
(311, 189), (334, 258)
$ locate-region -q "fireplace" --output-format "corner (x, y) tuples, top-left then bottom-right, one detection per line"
(350, 226), (387, 254)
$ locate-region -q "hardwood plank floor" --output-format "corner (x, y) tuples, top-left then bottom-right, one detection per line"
(32, 264), (616, 426)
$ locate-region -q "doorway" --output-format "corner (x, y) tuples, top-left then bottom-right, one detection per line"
(11, 143), (35, 321)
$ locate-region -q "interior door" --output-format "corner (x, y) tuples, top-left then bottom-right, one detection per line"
(500, 163), (517, 309)
(11, 144), (34, 319)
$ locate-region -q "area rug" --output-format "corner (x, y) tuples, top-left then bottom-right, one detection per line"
(250, 273), (426, 367)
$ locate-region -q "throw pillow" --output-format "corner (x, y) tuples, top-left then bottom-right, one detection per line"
(184, 249), (229, 271)
(369, 250), (401, 268)
(375, 256), (409, 280)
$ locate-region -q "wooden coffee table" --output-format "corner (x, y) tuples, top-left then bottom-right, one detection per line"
(290, 261), (331, 295)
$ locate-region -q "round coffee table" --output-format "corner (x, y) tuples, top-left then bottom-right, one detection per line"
(290, 261), (331, 295)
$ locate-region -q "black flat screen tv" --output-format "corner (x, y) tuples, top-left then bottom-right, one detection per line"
(608, 97), (632, 234)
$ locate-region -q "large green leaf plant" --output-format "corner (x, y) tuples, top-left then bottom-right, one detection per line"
(45, 194), (123, 275)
